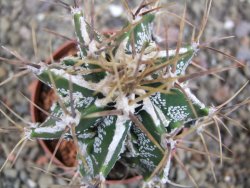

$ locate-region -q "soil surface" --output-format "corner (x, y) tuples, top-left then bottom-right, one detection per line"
(0, 0), (250, 188)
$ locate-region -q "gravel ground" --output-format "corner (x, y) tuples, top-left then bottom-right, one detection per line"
(0, 0), (250, 188)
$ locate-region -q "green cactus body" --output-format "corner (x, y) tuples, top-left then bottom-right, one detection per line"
(80, 116), (132, 178)
(125, 14), (155, 53)
(72, 8), (102, 57)
(26, 4), (211, 186)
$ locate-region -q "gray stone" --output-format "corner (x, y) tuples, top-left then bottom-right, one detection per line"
(11, 1), (23, 18)
(235, 21), (250, 37)
(29, 170), (39, 182)
(20, 170), (28, 182)
(108, 184), (126, 188)
(14, 103), (29, 115)
(9, 33), (21, 46)
(29, 147), (39, 160)
(14, 179), (21, 188)
(176, 167), (187, 181)
(38, 175), (53, 188)
(1, 17), (11, 33)
(56, 178), (67, 185)
(4, 169), (18, 178)
(15, 158), (24, 170)
(244, 66), (250, 77)
(237, 46), (250, 61)
(217, 182), (228, 188)
(19, 26), (31, 40)
(0, 67), (7, 79)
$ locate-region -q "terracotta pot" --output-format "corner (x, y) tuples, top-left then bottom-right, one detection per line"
(30, 40), (142, 184)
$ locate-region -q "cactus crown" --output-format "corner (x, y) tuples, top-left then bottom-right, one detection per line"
(27, 2), (212, 187)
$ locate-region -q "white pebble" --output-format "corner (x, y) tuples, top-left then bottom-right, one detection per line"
(224, 19), (234, 30)
(109, 4), (123, 17)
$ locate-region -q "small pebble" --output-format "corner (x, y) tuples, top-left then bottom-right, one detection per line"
(176, 167), (186, 181)
(1, 17), (11, 33)
(237, 46), (250, 62)
(29, 147), (39, 161)
(0, 68), (7, 79)
(14, 179), (21, 188)
(20, 170), (28, 182)
(224, 19), (235, 30)
(27, 179), (37, 188)
(19, 26), (31, 40)
(108, 4), (123, 17)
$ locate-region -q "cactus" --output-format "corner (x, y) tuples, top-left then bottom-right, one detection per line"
(25, 2), (216, 187)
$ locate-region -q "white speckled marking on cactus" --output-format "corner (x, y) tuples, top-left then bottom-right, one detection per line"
(57, 88), (94, 109)
(140, 158), (155, 171)
(176, 54), (194, 75)
(77, 132), (95, 139)
(150, 92), (167, 110)
(86, 155), (94, 175)
(176, 61), (184, 75)
(103, 116), (114, 127)
(93, 116), (114, 154)
(126, 22), (153, 52)
(136, 23), (153, 50)
(94, 137), (102, 154)
(139, 152), (157, 158)
(167, 105), (189, 122)
(133, 125), (156, 156)
(150, 92), (191, 122)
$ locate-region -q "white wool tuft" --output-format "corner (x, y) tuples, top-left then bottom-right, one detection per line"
(24, 128), (32, 140)
(71, 7), (82, 15)
(183, 87), (205, 109)
(33, 109), (81, 135)
(115, 94), (136, 116)
(27, 62), (47, 75)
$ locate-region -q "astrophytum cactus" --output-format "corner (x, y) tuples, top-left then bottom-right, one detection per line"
(25, 3), (212, 187)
